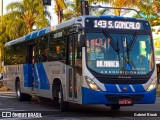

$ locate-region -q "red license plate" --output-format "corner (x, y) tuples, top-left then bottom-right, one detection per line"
(119, 99), (132, 105)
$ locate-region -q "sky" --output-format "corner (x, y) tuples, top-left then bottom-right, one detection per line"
(3, 0), (58, 26)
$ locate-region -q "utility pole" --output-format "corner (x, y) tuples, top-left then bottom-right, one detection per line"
(81, 0), (89, 15)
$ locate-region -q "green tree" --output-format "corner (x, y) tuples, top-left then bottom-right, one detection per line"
(106, 0), (140, 16)
(0, 15), (11, 43)
(0, 15), (11, 72)
(0, 0), (51, 72)
(62, 1), (79, 21)
(7, 0), (51, 33)
(138, 0), (160, 26)
(63, 0), (108, 21)
(53, 0), (66, 24)
(63, 0), (141, 21)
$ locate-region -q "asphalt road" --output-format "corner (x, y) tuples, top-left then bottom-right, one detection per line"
(0, 92), (160, 120)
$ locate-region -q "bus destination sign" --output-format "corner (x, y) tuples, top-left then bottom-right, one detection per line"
(93, 20), (143, 30)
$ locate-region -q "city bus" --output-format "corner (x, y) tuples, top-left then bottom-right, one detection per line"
(3, 15), (157, 111)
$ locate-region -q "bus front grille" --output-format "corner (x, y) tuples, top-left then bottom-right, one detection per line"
(105, 94), (144, 103)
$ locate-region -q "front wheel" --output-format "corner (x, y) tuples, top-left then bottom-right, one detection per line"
(59, 85), (69, 112)
(16, 81), (31, 101)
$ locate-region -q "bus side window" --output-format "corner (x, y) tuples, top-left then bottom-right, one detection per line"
(37, 36), (48, 62)
(48, 33), (66, 62)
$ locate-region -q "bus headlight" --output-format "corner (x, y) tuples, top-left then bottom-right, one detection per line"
(147, 81), (157, 91)
(84, 76), (101, 91)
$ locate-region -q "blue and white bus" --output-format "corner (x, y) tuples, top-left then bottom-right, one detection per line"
(3, 15), (157, 111)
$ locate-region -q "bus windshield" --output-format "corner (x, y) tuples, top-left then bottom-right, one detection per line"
(86, 32), (154, 75)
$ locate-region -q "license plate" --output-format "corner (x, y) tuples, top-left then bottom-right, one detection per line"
(119, 99), (132, 105)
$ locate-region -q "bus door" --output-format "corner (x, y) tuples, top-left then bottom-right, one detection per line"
(27, 43), (36, 92)
(67, 34), (79, 102)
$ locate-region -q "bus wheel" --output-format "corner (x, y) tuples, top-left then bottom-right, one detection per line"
(111, 105), (120, 110)
(59, 85), (69, 112)
(16, 81), (31, 101)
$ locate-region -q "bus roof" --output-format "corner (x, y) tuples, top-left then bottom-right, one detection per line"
(5, 17), (80, 47)
(5, 15), (147, 47)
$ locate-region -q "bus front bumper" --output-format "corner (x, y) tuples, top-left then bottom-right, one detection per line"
(81, 87), (156, 105)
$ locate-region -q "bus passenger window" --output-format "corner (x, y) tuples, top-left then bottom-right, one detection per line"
(48, 34), (66, 62)
(32, 46), (36, 64)
(55, 46), (62, 60)
(37, 36), (48, 62)
(41, 49), (48, 62)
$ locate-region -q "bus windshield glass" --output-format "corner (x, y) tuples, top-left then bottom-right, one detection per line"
(86, 32), (154, 75)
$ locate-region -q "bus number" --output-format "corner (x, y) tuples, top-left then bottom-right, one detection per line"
(94, 20), (107, 28)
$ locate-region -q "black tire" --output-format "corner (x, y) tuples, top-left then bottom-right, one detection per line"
(111, 105), (120, 110)
(52, 97), (60, 107)
(59, 85), (69, 112)
(52, 83), (60, 107)
(16, 81), (31, 101)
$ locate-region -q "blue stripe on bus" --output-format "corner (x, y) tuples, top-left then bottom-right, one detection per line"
(104, 84), (119, 92)
(36, 62), (50, 90)
(132, 84), (145, 92)
(104, 84), (145, 93)
(81, 87), (156, 104)
(118, 85), (133, 93)
(39, 29), (46, 36)
(31, 32), (38, 39)
(25, 34), (31, 41)
(23, 64), (33, 87)
(34, 64), (38, 89)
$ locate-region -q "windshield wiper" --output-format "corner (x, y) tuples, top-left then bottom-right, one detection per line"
(125, 32), (138, 66)
(103, 30), (120, 63)
(127, 31), (138, 52)
(102, 30), (119, 52)
(126, 39), (130, 64)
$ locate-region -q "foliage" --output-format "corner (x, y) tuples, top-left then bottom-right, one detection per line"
(53, 0), (66, 23)
(63, 0), (141, 21)
(6, 0), (50, 33)
(0, 0), (51, 71)
(0, 0), (51, 45)
(107, 0), (140, 16)
(62, 1), (80, 22)
(138, 0), (160, 26)
(63, 0), (108, 21)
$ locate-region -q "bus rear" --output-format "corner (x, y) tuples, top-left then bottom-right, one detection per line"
(80, 16), (156, 109)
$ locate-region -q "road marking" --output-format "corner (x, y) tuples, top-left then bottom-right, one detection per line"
(0, 95), (15, 99)
(0, 108), (14, 110)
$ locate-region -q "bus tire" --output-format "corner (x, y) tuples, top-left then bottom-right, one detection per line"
(25, 94), (32, 101)
(52, 80), (60, 107)
(52, 97), (60, 107)
(111, 105), (120, 110)
(59, 85), (69, 112)
(16, 81), (31, 101)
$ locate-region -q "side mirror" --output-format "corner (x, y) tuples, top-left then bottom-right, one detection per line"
(79, 35), (86, 47)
